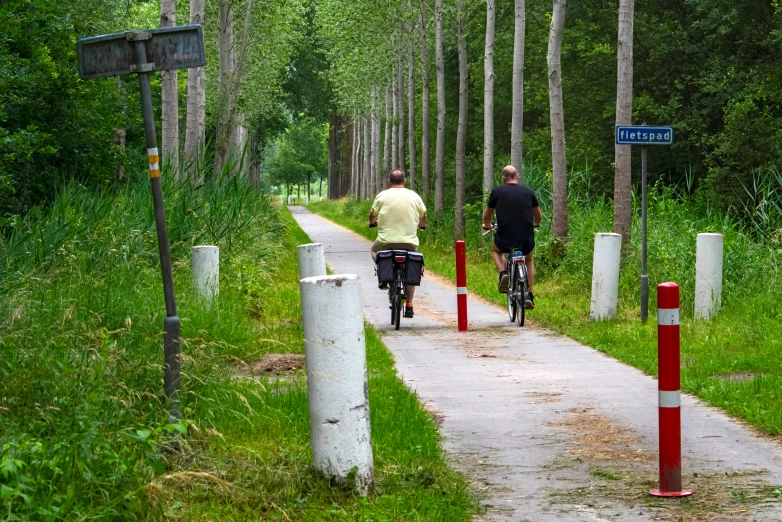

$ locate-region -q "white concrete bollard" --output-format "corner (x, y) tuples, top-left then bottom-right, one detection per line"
(695, 233), (723, 320)
(192, 246), (219, 304)
(297, 243), (326, 279)
(300, 274), (374, 494)
(305, 196), (309, 206)
(589, 233), (622, 320)
(320, 196), (323, 202)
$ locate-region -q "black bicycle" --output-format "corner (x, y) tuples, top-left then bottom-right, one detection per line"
(483, 224), (530, 327)
(371, 223), (425, 330)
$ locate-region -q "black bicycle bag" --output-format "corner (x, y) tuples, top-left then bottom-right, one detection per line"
(375, 250), (395, 284)
(405, 252), (425, 286)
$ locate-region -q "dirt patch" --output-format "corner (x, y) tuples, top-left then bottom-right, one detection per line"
(525, 391), (562, 404)
(546, 407), (782, 521)
(711, 372), (762, 383)
(548, 407), (653, 463)
(244, 353), (305, 373)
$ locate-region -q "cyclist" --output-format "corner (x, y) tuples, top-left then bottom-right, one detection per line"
(369, 168), (427, 318)
(482, 165), (542, 309)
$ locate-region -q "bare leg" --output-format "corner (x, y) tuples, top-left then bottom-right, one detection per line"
(406, 285), (415, 305)
(491, 242), (506, 271)
(526, 250), (535, 291)
(371, 250), (377, 262)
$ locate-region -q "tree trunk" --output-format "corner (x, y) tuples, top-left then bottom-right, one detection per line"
(351, 116), (357, 197)
(328, 113), (335, 199)
(371, 88), (379, 195)
(510, 0), (525, 179)
(392, 64), (399, 169)
(160, 0), (179, 173)
(397, 50), (406, 173)
(249, 133), (260, 187)
(408, 5), (417, 192)
(363, 115), (371, 199)
(455, 0), (468, 240)
(215, 0), (235, 174)
(319, 173), (323, 199)
(614, 0), (634, 244)
(419, 1), (431, 198)
(434, 0), (445, 213)
(184, 0), (205, 180)
(374, 90), (381, 194)
(483, 0), (495, 199)
(384, 85), (391, 181)
(549, 0), (568, 241)
(307, 172), (311, 201)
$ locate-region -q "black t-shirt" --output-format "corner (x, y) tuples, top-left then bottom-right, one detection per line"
(487, 183), (539, 243)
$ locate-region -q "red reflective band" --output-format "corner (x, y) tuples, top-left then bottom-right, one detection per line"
(515, 258), (525, 264)
(395, 256), (406, 262)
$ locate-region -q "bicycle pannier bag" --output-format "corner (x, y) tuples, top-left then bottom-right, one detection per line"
(405, 252), (425, 286)
(375, 250), (395, 284)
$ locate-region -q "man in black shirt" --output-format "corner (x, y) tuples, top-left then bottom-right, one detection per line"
(482, 165), (543, 308)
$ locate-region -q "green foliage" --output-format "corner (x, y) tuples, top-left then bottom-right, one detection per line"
(263, 115), (328, 192)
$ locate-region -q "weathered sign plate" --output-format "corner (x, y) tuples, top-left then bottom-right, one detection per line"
(77, 25), (206, 79)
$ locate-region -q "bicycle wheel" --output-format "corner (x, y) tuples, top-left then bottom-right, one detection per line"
(389, 285), (396, 326)
(517, 265), (527, 327)
(506, 266), (517, 322)
(394, 288), (402, 330)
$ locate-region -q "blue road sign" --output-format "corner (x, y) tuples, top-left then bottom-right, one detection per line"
(615, 125), (674, 145)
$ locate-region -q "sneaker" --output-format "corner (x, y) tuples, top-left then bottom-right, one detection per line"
(378, 282), (389, 290)
(525, 291), (535, 310)
(404, 304), (414, 318)
(498, 270), (509, 293)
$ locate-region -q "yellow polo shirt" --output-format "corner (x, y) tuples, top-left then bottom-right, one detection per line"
(370, 188), (427, 246)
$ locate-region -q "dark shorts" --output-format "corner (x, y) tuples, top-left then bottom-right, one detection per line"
(494, 236), (534, 255)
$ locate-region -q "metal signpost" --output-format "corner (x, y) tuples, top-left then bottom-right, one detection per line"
(77, 26), (206, 421)
(616, 124), (674, 323)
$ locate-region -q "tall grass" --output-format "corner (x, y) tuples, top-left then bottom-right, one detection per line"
(0, 164), (474, 520)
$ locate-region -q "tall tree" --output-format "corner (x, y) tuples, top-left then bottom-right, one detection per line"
(454, 0), (468, 239)
(160, 0), (179, 171)
(351, 117), (358, 197)
(434, 0), (445, 213)
(419, 1), (431, 197)
(397, 46), (406, 173)
(549, 0), (568, 241)
(392, 63), (399, 168)
(483, 0), (495, 199)
(184, 0), (205, 177)
(384, 85), (391, 178)
(372, 89), (380, 194)
(614, 0), (634, 243)
(363, 115), (371, 198)
(215, 0), (236, 174)
(407, 2), (417, 191)
(510, 0), (525, 178)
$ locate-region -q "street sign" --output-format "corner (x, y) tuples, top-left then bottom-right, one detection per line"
(75, 25), (207, 424)
(77, 25), (206, 80)
(615, 125), (674, 146)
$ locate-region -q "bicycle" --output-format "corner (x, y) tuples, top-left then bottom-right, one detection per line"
(483, 224), (530, 327)
(370, 223), (425, 330)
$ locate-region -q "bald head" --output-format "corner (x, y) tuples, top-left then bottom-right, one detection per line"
(502, 165), (519, 181)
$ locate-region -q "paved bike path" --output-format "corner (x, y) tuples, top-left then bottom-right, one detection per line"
(289, 207), (782, 521)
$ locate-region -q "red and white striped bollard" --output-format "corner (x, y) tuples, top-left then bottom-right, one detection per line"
(455, 240), (468, 332)
(650, 282), (692, 497)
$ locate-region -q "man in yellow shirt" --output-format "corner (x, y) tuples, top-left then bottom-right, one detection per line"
(369, 169), (427, 317)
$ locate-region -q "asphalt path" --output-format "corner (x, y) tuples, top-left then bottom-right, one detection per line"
(290, 206), (782, 521)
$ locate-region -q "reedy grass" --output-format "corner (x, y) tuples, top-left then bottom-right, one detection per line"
(309, 165), (782, 435)
(0, 169), (474, 520)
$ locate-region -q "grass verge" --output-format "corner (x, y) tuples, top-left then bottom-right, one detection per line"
(308, 195), (782, 436)
(0, 176), (474, 521)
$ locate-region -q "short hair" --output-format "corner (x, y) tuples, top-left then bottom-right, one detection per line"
(502, 165), (519, 180)
(388, 169), (406, 185)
